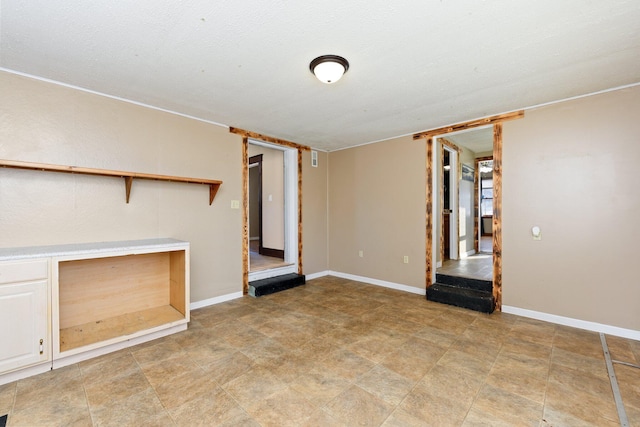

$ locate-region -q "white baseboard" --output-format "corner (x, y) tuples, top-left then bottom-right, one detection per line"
(328, 271), (426, 295)
(305, 270), (330, 280)
(53, 324), (187, 369)
(0, 362), (52, 386)
(502, 305), (640, 341)
(191, 292), (243, 310)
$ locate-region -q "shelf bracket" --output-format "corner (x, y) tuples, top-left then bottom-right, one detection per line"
(209, 184), (220, 206)
(124, 176), (133, 203)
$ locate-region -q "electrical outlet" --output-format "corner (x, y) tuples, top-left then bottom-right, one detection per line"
(358, 250), (363, 258)
(230, 200), (240, 209)
(403, 256), (409, 264)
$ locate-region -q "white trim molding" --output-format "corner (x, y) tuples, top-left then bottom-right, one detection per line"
(502, 306), (640, 341)
(305, 271), (330, 280)
(328, 271), (426, 295)
(190, 292), (243, 310)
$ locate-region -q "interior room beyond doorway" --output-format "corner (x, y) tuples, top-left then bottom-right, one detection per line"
(436, 127), (494, 281)
(248, 142), (294, 275)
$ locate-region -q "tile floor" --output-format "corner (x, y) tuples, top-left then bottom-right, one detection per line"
(249, 241), (290, 272)
(439, 254), (493, 281)
(1, 276), (639, 426)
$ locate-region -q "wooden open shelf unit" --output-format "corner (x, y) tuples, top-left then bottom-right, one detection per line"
(0, 159), (222, 205)
(57, 250), (187, 354)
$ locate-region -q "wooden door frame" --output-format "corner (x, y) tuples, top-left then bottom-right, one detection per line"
(231, 128), (309, 295)
(414, 111), (523, 311)
(439, 138), (462, 263)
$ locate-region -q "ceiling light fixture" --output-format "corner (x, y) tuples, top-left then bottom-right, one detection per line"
(310, 55), (349, 84)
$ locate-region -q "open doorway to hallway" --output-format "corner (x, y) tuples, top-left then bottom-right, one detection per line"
(435, 127), (493, 282)
(247, 141), (298, 280)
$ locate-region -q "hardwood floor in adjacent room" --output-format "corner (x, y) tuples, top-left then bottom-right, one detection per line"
(1, 276), (638, 426)
(249, 240), (290, 272)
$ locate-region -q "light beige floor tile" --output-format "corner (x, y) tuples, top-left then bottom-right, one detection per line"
(605, 334), (637, 362)
(245, 386), (317, 427)
(131, 337), (185, 366)
(299, 408), (347, 427)
(185, 340), (238, 368)
(545, 372), (618, 423)
(88, 387), (171, 427)
(79, 352), (140, 386)
(382, 408), (434, 427)
(288, 367), (352, 406)
(465, 383), (543, 426)
(436, 348), (495, 378)
(412, 324), (459, 347)
(13, 365), (86, 412)
(84, 370), (151, 407)
(550, 347), (608, 380)
(200, 351), (255, 385)
(222, 365), (287, 408)
(169, 387), (255, 427)
(139, 353), (202, 388)
(152, 368), (220, 410)
(541, 405), (620, 427)
(355, 364), (415, 405)
(0, 382), (16, 415)
(614, 363), (640, 410)
(324, 385), (394, 427)
(318, 348), (376, 381)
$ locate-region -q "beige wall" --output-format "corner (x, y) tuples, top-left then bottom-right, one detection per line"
(328, 136), (426, 290)
(248, 144), (284, 250)
(503, 85), (640, 331)
(0, 71), (243, 302)
(302, 150), (328, 275)
(0, 71), (329, 302)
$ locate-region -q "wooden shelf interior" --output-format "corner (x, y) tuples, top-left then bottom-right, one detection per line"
(0, 159), (222, 205)
(58, 251), (186, 352)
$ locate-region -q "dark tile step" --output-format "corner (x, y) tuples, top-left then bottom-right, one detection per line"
(427, 283), (495, 313)
(249, 273), (305, 297)
(435, 274), (493, 292)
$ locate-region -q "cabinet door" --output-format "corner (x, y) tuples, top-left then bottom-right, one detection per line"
(0, 281), (49, 373)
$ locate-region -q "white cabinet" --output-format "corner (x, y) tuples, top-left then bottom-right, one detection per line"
(0, 260), (50, 375)
(0, 239), (189, 383)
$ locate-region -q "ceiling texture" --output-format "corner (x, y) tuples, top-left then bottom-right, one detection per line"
(1, 0), (639, 151)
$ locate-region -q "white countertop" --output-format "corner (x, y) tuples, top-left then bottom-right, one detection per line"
(0, 238), (188, 261)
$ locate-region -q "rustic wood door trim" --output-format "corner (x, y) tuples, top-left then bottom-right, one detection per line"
(241, 137), (249, 294)
(425, 138), (434, 288)
(238, 130), (304, 290)
(493, 124), (503, 310)
(417, 112), (521, 310)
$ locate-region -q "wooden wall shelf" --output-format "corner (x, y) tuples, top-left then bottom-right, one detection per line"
(0, 159), (222, 205)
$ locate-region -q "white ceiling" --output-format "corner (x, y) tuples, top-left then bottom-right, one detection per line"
(1, 1), (639, 152)
(446, 127), (494, 155)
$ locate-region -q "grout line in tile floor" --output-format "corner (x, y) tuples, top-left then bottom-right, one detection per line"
(1, 275), (639, 426)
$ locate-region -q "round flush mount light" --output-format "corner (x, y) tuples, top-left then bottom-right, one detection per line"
(309, 55), (349, 84)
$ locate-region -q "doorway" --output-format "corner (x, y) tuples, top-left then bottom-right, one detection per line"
(247, 140), (298, 281)
(435, 127), (494, 282)
(418, 111), (522, 311)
